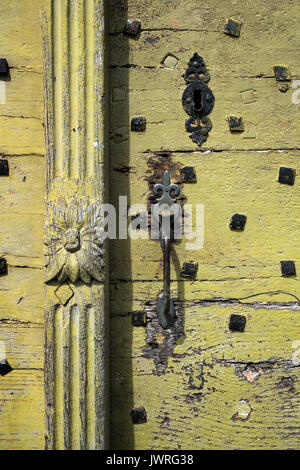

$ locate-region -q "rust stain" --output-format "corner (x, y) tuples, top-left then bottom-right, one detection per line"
(171, 14), (184, 30)
(235, 363), (273, 383)
(143, 299), (185, 375)
(145, 153), (187, 232)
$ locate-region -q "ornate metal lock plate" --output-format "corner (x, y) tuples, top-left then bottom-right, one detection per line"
(182, 52), (214, 146)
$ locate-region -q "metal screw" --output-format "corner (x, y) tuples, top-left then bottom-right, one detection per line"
(0, 258), (7, 276)
(123, 20), (141, 37)
(0, 159), (9, 176)
(280, 260), (296, 277)
(224, 19), (241, 37)
(278, 167), (295, 186)
(181, 262), (198, 278)
(228, 116), (244, 132)
(230, 214), (247, 231)
(0, 359), (13, 376)
(132, 311), (146, 327)
(131, 116), (146, 132)
(130, 407), (147, 424)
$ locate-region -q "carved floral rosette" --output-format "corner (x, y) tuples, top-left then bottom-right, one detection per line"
(44, 198), (105, 284)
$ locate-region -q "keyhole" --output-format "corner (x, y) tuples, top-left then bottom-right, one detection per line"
(193, 89), (203, 112)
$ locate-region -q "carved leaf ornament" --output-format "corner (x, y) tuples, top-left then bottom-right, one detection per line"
(44, 198), (105, 284)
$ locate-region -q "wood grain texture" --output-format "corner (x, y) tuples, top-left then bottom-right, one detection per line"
(43, 0), (109, 450)
(0, 0), (45, 450)
(109, 0), (300, 449)
(0, 371), (44, 450)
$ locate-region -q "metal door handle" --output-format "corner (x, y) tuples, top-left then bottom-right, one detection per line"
(153, 170), (180, 328)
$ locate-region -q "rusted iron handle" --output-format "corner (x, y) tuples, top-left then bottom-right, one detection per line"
(153, 170), (179, 329)
(157, 236), (175, 329)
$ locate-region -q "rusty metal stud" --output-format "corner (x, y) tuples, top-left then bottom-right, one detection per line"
(0, 58), (9, 75)
(0, 258), (7, 276)
(132, 311), (146, 327)
(280, 260), (296, 277)
(228, 116), (244, 132)
(0, 359), (13, 376)
(279, 83), (289, 93)
(224, 19), (241, 37)
(181, 262), (198, 278)
(131, 116), (146, 132)
(273, 66), (291, 81)
(123, 20), (141, 37)
(0, 159), (9, 176)
(180, 166), (197, 183)
(130, 407), (147, 424)
(230, 214), (247, 231)
(229, 314), (246, 332)
(278, 167), (295, 186)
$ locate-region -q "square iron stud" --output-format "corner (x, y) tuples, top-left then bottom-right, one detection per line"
(131, 116), (146, 132)
(229, 314), (246, 332)
(224, 19), (241, 37)
(180, 166), (197, 183)
(0, 359), (13, 376)
(228, 116), (244, 132)
(278, 167), (295, 186)
(130, 407), (147, 424)
(230, 213), (247, 231)
(0, 159), (9, 176)
(123, 20), (141, 37)
(0, 258), (7, 276)
(280, 260), (296, 277)
(273, 66), (291, 81)
(181, 262), (198, 278)
(132, 311), (146, 327)
(0, 58), (9, 75)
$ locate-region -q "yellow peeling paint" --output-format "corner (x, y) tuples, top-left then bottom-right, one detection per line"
(0, 0), (45, 449)
(1, 0), (300, 451)
(109, 0), (300, 450)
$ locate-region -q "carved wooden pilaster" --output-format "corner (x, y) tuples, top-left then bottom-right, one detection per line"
(43, 0), (108, 450)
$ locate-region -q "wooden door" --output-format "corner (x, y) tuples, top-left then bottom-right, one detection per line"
(1, 0), (300, 451)
(109, 0), (300, 449)
(0, 0), (45, 450)
(0, 0), (108, 450)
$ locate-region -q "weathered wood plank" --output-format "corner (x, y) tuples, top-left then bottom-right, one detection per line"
(0, 214), (43, 263)
(108, 0), (300, 451)
(0, 370), (44, 450)
(0, 70), (43, 119)
(110, 303), (300, 364)
(0, 322), (43, 369)
(109, 67), (300, 152)
(109, 0), (300, 50)
(109, 150), (300, 291)
(0, 156), (45, 214)
(0, 0), (43, 69)
(110, 278), (300, 307)
(110, 363), (300, 450)
(0, 268), (44, 319)
(109, 27), (300, 78)
(0, 116), (44, 156)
